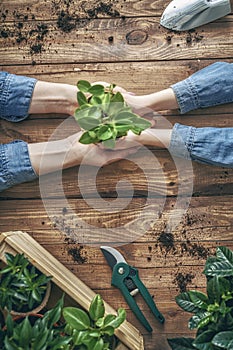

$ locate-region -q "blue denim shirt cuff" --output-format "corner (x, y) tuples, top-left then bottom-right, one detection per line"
(0, 71), (37, 122)
(169, 123), (193, 159)
(171, 78), (199, 114)
(0, 141), (38, 191)
(171, 62), (233, 114)
(169, 123), (233, 168)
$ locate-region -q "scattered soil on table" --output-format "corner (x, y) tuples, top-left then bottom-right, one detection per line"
(158, 231), (175, 251)
(174, 272), (194, 292)
(0, 0), (120, 60)
(67, 245), (87, 264)
(181, 241), (210, 259)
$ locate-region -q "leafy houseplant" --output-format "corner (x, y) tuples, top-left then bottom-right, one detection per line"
(0, 253), (51, 315)
(168, 246), (233, 350)
(0, 297), (71, 350)
(63, 293), (126, 350)
(74, 80), (151, 148)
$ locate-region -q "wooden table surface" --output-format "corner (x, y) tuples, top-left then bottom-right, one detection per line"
(1, 1), (233, 349)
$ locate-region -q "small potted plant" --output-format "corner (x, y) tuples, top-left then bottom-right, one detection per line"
(74, 80), (151, 148)
(168, 246), (233, 350)
(0, 252), (51, 316)
(63, 293), (126, 350)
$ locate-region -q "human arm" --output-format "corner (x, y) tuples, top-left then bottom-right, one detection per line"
(124, 62), (233, 114)
(0, 132), (138, 191)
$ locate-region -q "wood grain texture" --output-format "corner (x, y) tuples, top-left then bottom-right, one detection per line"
(1, 17), (233, 64)
(1, 0), (233, 348)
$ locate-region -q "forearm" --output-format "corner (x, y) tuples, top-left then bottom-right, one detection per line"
(27, 135), (83, 175)
(29, 81), (78, 115)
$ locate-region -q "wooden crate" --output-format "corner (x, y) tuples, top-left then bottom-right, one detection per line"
(0, 231), (144, 350)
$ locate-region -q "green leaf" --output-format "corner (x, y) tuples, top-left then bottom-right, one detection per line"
(88, 84), (105, 96)
(89, 96), (102, 106)
(77, 80), (91, 92)
(207, 276), (230, 303)
(167, 338), (196, 349)
(77, 91), (88, 106)
(72, 330), (87, 346)
(89, 294), (105, 321)
(188, 311), (211, 330)
(101, 326), (115, 336)
(95, 317), (105, 328)
(204, 261), (233, 277)
(93, 338), (104, 350)
(175, 292), (204, 314)
(212, 331), (233, 348)
(110, 91), (124, 103)
(20, 317), (32, 346)
(5, 314), (14, 337)
(189, 291), (209, 310)
(79, 131), (98, 144)
(77, 116), (101, 131)
(102, 308), (126, 329)
(192, 330), (216, 350)
(97, 125), (114, 141)
(133, 117), (151, 130)
(217, 246), (233, 265)
(63, 307), (91, 331)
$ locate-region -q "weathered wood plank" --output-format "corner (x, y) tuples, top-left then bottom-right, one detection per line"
(1, 59), (231, 95)
(1, 17), (233, 64)
(1, 148), (233, 198)
(0, 0), (166, 20)
(0, 197), (232, 244)
(1, 111), (233, 146)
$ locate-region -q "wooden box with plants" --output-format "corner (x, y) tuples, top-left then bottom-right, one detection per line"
(0, 231), (144, 350)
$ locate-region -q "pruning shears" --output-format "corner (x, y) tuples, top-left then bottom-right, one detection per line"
(100, 246), (165, 332)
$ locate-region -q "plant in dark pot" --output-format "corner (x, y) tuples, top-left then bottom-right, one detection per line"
(63, 293), (126, 350)
(168, 246), (233, 350)
(74, 80), (151, 148)
(0, 253), (51, 315)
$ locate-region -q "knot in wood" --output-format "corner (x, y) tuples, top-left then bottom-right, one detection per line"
(126, 30), (148, 45)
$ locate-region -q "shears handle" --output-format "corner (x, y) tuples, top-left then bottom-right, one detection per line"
(112, 262), (153, 332)
(112, 262), (165, 332)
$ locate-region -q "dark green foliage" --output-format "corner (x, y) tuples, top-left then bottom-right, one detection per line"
(75, 80), (151, 147)
(168, 246), (233, 350)
(1, 297), (72, 350)
(0, 253), (51, 313)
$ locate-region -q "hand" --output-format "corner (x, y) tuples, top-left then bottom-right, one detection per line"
(66, 132), (139, 167)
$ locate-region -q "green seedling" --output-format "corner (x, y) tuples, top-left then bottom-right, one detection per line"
(74, 80), (151, 148)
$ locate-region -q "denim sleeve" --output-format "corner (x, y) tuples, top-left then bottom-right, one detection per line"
(0, 71), (37, 121)
(169, 123), (233, 168)
(171, 62), (233, 114)
(0, 141), (38, 191)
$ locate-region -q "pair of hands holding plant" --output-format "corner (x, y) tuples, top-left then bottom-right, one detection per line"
(28, 79), (176, 176)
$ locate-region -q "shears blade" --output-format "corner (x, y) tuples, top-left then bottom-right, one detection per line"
(100, 246), (127, 270)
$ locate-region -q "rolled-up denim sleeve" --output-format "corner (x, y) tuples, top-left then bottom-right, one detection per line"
(0, 71), (37, 121)
(169, 123), (233, 168)
(0, 141), (38, 191)
(171, 62), (233, 114)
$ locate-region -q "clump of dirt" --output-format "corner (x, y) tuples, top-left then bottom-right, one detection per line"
(174, 272), (194, 292)
(158, 231), (174, 251)
(68, 245), (87, 264)
(86, 2), (120, 18)
(181, 241), (210, 259)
